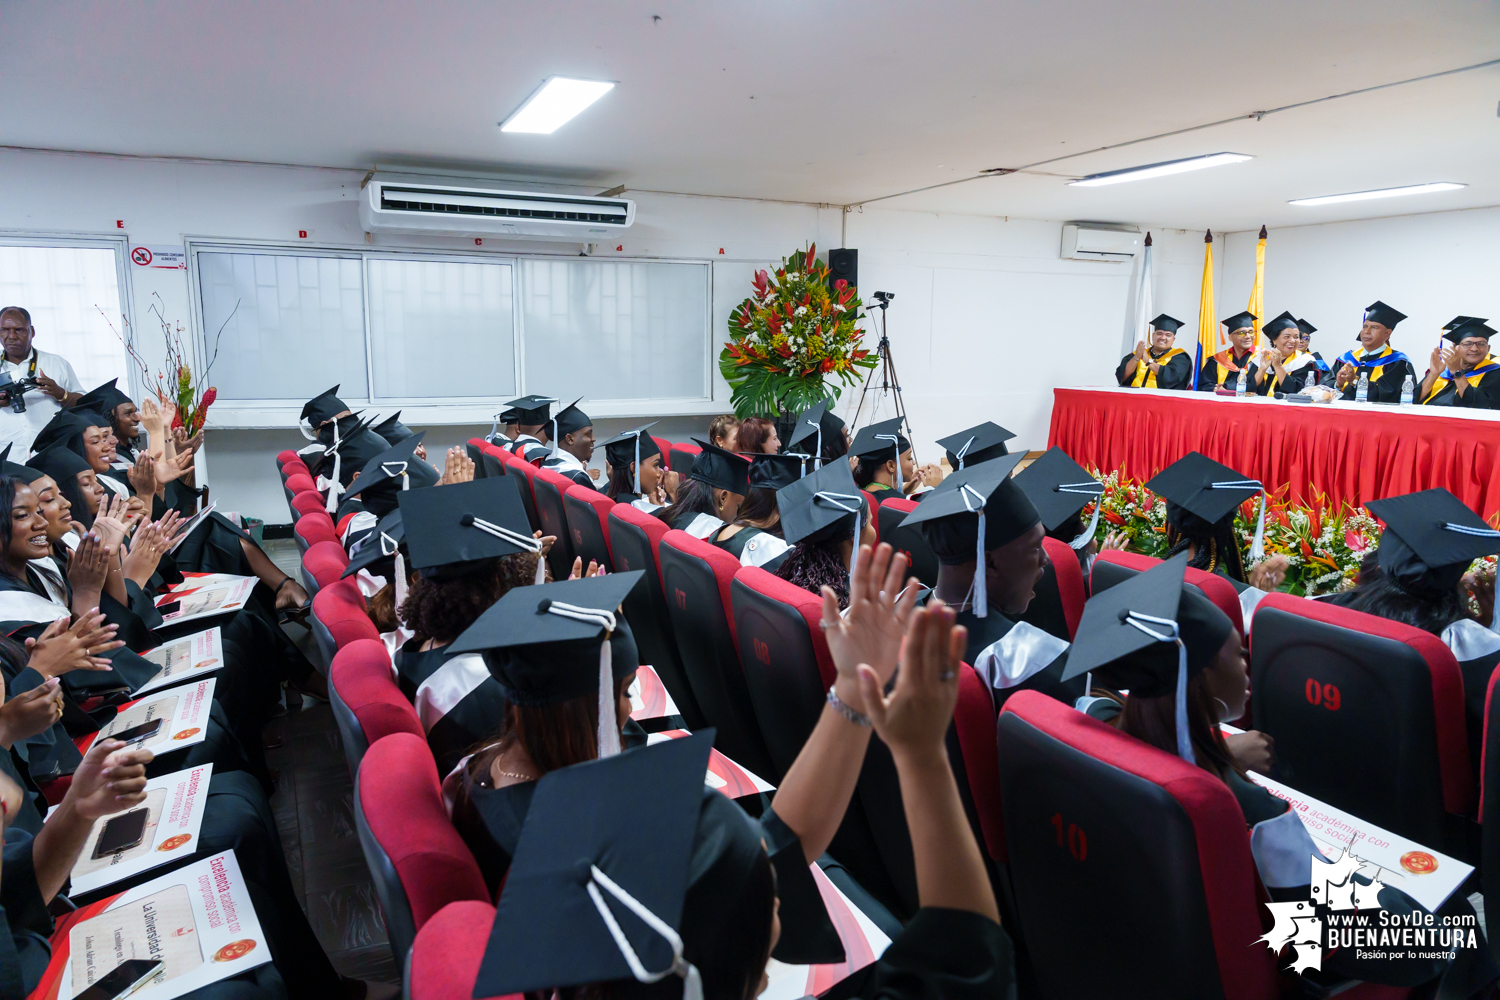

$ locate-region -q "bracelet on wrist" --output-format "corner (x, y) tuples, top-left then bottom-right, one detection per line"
(827, 684), (871, 727)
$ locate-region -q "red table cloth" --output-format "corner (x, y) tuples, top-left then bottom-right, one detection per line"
(1047, 387), (1500, 518)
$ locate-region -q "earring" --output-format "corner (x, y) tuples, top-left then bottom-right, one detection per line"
(1214, 696), (1232, 722)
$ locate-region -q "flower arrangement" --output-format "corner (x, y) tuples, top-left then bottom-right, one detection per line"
(1081, 470), (1382, 596)
(719, 244), (877, 418)
(111, 294), (223, 437)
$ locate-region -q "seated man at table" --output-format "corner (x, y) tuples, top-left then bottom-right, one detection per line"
(1419, 318), (1500, 408)
(1116, 313), (1191, 390)
(1195, 310), (1257, 391)
(1321, 300), (1417, 403)
(1247, 311), (1321, 396)
(1296, 317), (1328, 373)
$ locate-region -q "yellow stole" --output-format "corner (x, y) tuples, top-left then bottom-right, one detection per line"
(1420, 355), (1499, 404)
(1131, 348), (1186, 388)
(1212, 350), (1251, 387)
(1258, 352), (1311, 395)
(1353, 345), (1396, 383)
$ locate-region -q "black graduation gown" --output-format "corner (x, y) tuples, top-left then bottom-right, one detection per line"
(814, 907), (1014, 1000)
(1420, 369), (1500, 409)
(1246, 359), (1318, 396)
(1115, 349), (1192, 390)
(1195, 350), (1255, 392)
(1320, 349), (1418, 404)
(956, 604), (1082, 713)
(394, 638), (450, 703)
(412, 652), (512, 778)
(710, 525), (791, 572)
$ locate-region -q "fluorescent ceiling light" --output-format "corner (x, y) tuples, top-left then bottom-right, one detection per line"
(1068, 152), (1253, 187)
(500, 77), (615, 134)
(1289, 182), (1466, 206)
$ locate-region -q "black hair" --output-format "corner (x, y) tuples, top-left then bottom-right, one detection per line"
(1322, 552), (1467, 637)
(1164, 501), (1247, 583)
(0, 306), (31, 326)
(851, 457), (880, 489)
(658, 477), (715, 528)
(604, 462), (635, 500)
(776, 514), (856, 609)
(732, 487), (782, 536)
(59, 472), (93, 531)
(0, 476), (20, 586)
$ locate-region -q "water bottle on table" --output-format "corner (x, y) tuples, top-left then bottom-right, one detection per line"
(1355, 369), (1370, 403)
(1235, 369), (1247, 397)
(1399, 373), (1415, 405)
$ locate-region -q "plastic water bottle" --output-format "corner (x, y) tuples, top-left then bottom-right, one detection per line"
(1235, 369), (1247, 397)
(1400, 374), (1415, 406)
(1355, 369), (1370, 403)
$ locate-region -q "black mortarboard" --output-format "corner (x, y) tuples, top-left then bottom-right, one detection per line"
(74, 378), (131, 416)
(341, 510), (405, 579)
(552, 398), (591, 440)
(1296, 318), (1318, 336)
(1, 441), (40, 482)
(1150, 313), (1184, 334)
(687, 438), (750, 495)
(26, 446), (91, 486)
(504, 395), (557, 426)
(782, 401), (830, 454)
(936, 422), (1015, 471)
(1443, 319), (1497, 345)
(1146, 452), (1260, 527)
(1263, 311), (1299, 337)
(1443, 316), (1487, 332)
(746, 452), (803, 492)
(300, 385), (346, 426)
(1221, 311), (1257, 332)
(341, 432), (439, 499)
(601, 423), (663, 477)
(29, 409), (95, 458)
(848, 417), (909, 465)
(399, 476), (539, 579)
(1062, 553), (1234, 763)
(1012, 447), (1104, 536)
(372, 411), (415, 445)
(901, 454), (1034, 616)
(1362, 300), (1406, 331)
(776, 458), (866, 547)
(1367, 489), (1500, 596)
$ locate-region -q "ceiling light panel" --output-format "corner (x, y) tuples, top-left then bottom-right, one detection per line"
(500, 77), (615, 134)
(1068, 152), (1253, 187)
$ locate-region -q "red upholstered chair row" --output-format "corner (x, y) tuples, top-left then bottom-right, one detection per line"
(300, 540), (349, 597)
(564, 484), (615, 572)
(329, 639), (422, 778)
(284, 472), (316, 496)
(295, 511), (338, 554)
(354, 733), (489, 969)
(310, 577), (380, 675)
(277, 449), (300, 468)
(668, 440), (701, 475)
(290, 490), (326, 520)
(1015, 536), (1087, 643)
(530, 467), (578, 580)
(407, 901), (521, 1000)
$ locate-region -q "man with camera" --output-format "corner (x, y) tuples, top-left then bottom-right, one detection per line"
(0, 306), (83, 456)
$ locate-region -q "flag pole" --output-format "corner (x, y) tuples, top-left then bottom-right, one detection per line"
(1193, 230), (1216, 389)
(1247, 225), (1267, 351)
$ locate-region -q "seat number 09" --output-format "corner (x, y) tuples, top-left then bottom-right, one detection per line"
(1305, 680), (1341, 711)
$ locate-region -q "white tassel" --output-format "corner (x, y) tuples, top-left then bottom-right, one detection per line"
(1055, 482), (1106, 551)
(875, 432), (902, 493)
(597, 638), (621, 758)
(633, 433), (642, 496)
(585, 865), (701, 999)
(1123, 611), (1194, 765)
(958, 484), (988, 618)
(393, 550), (408, 625)
(952, 435), (975, 471)
(534, 552), (547, 586)
(1210, 479), (1265, 563)
(324, 420), (344, 513)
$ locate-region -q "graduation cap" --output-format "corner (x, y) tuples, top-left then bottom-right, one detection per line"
(600, 424), (662, 495)
(1150, 313), (1185, 334)
(1012, 447), (1104, 548)
(1061, 552), (1234, 764)
(341, 510), (405, 581)
(371, 411), (415, 446)
(936, 422), (1015, 471)
(1296, 317), (1317, 337)
(74, 378), (131, 416)
(1443, 316), (1487, 332)
(1263, 311), (1299, 338)
(777, 456), (865, 545)
(782, 400), (831, 464)
(399, 476), (543, 582)
(342, 431), (439, 501)
(450, 572), (644, 757)
(1362, 300), (1406, 332)
(552, 398), (592, 447)
(505, 394), (557, 426)
(745, 451), (803, 492)
(1443, 319), (1497, 345)
(1146, 452), (1266, 562)
(1221, 310), (1257, 333)
(0, 442), (39, 482)
(300, 385), (346, 429)
(900, 453), (1031, 617)
(26, 446), (91, 487)
(1367, 489), (1500, 596)
(687, 438), (750, 495)
(848, 417), (910, 491)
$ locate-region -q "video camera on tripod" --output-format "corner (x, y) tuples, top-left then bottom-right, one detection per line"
(0, 370), (45, 414)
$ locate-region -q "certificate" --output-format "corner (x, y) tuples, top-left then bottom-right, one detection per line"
(132, 628), (225, 696)
(761, 863), (893, 1000)
(155, 575), (256, 625)
(647, 729), (775, 799)
(63, 764), (213, 897)
(78, 678), (216, 757)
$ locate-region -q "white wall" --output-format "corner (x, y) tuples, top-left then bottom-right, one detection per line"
(0, 146), (1219, 521)
(1220, 207), (1500, 368)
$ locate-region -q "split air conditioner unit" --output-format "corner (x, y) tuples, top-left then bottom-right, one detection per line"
(358, 174), (636, 240)
(1060, 223), (1142, 262)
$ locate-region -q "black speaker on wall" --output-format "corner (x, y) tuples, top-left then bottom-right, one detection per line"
(827, 248), (857, 291)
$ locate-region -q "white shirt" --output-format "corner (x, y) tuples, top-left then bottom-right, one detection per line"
(0, 348), (82, 458)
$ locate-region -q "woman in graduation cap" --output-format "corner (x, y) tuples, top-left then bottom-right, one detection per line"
(774, 458), (876, 610)
(779, 400), (851, 469)
(705, 451), (792, 570)
(1247, 311), (1322, 396)
(1321, 300), (1418, 403)
(1297, 317), (1329, 373)
(1117, 314), (1192, 390)
(1070, 554), (1485, 990)
(1196, 311), (1259, 391)
(935, 421), (1014, 473)
(442, 571), (649, 896)
(601, 424), (677, 510)
(850, 418), (940, 497)
(1419, 319), (1500, 408)
(658, 439), (749, 539)
(539, 398), (598, 487)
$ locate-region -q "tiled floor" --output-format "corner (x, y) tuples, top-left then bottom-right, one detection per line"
(264, 539), (402, 985)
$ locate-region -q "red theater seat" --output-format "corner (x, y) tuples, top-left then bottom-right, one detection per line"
(300, 540), (349, 596)
(530, 468), (579, 580)
(310, 578), (380, 673)
(877, 497), (940, 588)
(658, 530), (775, 779)
(290, 490), (326, 520)
(1091, 550), (1244, 639)
(295, 512), (338, 554)
(407, 901), (521, 1000)
(284, 473), (317, 496)
(1251, 593), (1472, 853)
(281, 461), (311, 483)
(997, 691), (1279, 1000)
(668, 441), (701, 475)
(465, 439), (488, 478)
(1016, 536), (1086, 642)
(564, 485), (615, 572)
(607, 504), (702, 729)
(277, 449), (300, 467)
(354, 734), (489, 969)
(330, 639), (423, 777)
(479, 442), (511, 482)
(500, 453), (541, 534)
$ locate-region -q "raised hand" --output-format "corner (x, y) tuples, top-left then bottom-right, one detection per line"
(171, 425), (204, 455)
(1336, 361), (1358, 390)
(1101, 530), (1130, 551)
(1224, 731), (1275, 776)
(567, 557), (603, 581)
(66, 532), (114, 607)
(661, 470), (680, 504)
(1430, 344), (1446, 375)
(1133, 340), (1148, 361)
(91, 493), (131, 548)
(138, 397), (165, 435)
(533, 529), (556, 556)
(856, 602), (966, 760)
(127, 453), (157, 496)
(25, 611), (121, 678)
(821, 543), (917, 715)
(122, 519), (174, 586)
(0, 678), (65, 748)
(1248, 553), (1290, 591)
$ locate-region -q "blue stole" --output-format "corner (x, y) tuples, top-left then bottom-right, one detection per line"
(1336, 345), (1409, 384)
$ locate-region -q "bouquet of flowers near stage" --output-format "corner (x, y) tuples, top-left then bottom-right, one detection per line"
(720, 244), (876, 418)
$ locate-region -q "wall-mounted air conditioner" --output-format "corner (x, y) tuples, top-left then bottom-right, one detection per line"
(359, 174), (636, 240)
(1060, 223), (1142, 262)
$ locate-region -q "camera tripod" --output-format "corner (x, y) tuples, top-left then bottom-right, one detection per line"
(850, 292), (917, 460)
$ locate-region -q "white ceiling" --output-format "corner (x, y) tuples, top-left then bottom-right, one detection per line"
(4, 0), (1498, 230)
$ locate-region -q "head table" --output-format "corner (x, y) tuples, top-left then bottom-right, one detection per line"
(1047, 386), (1500, 519)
